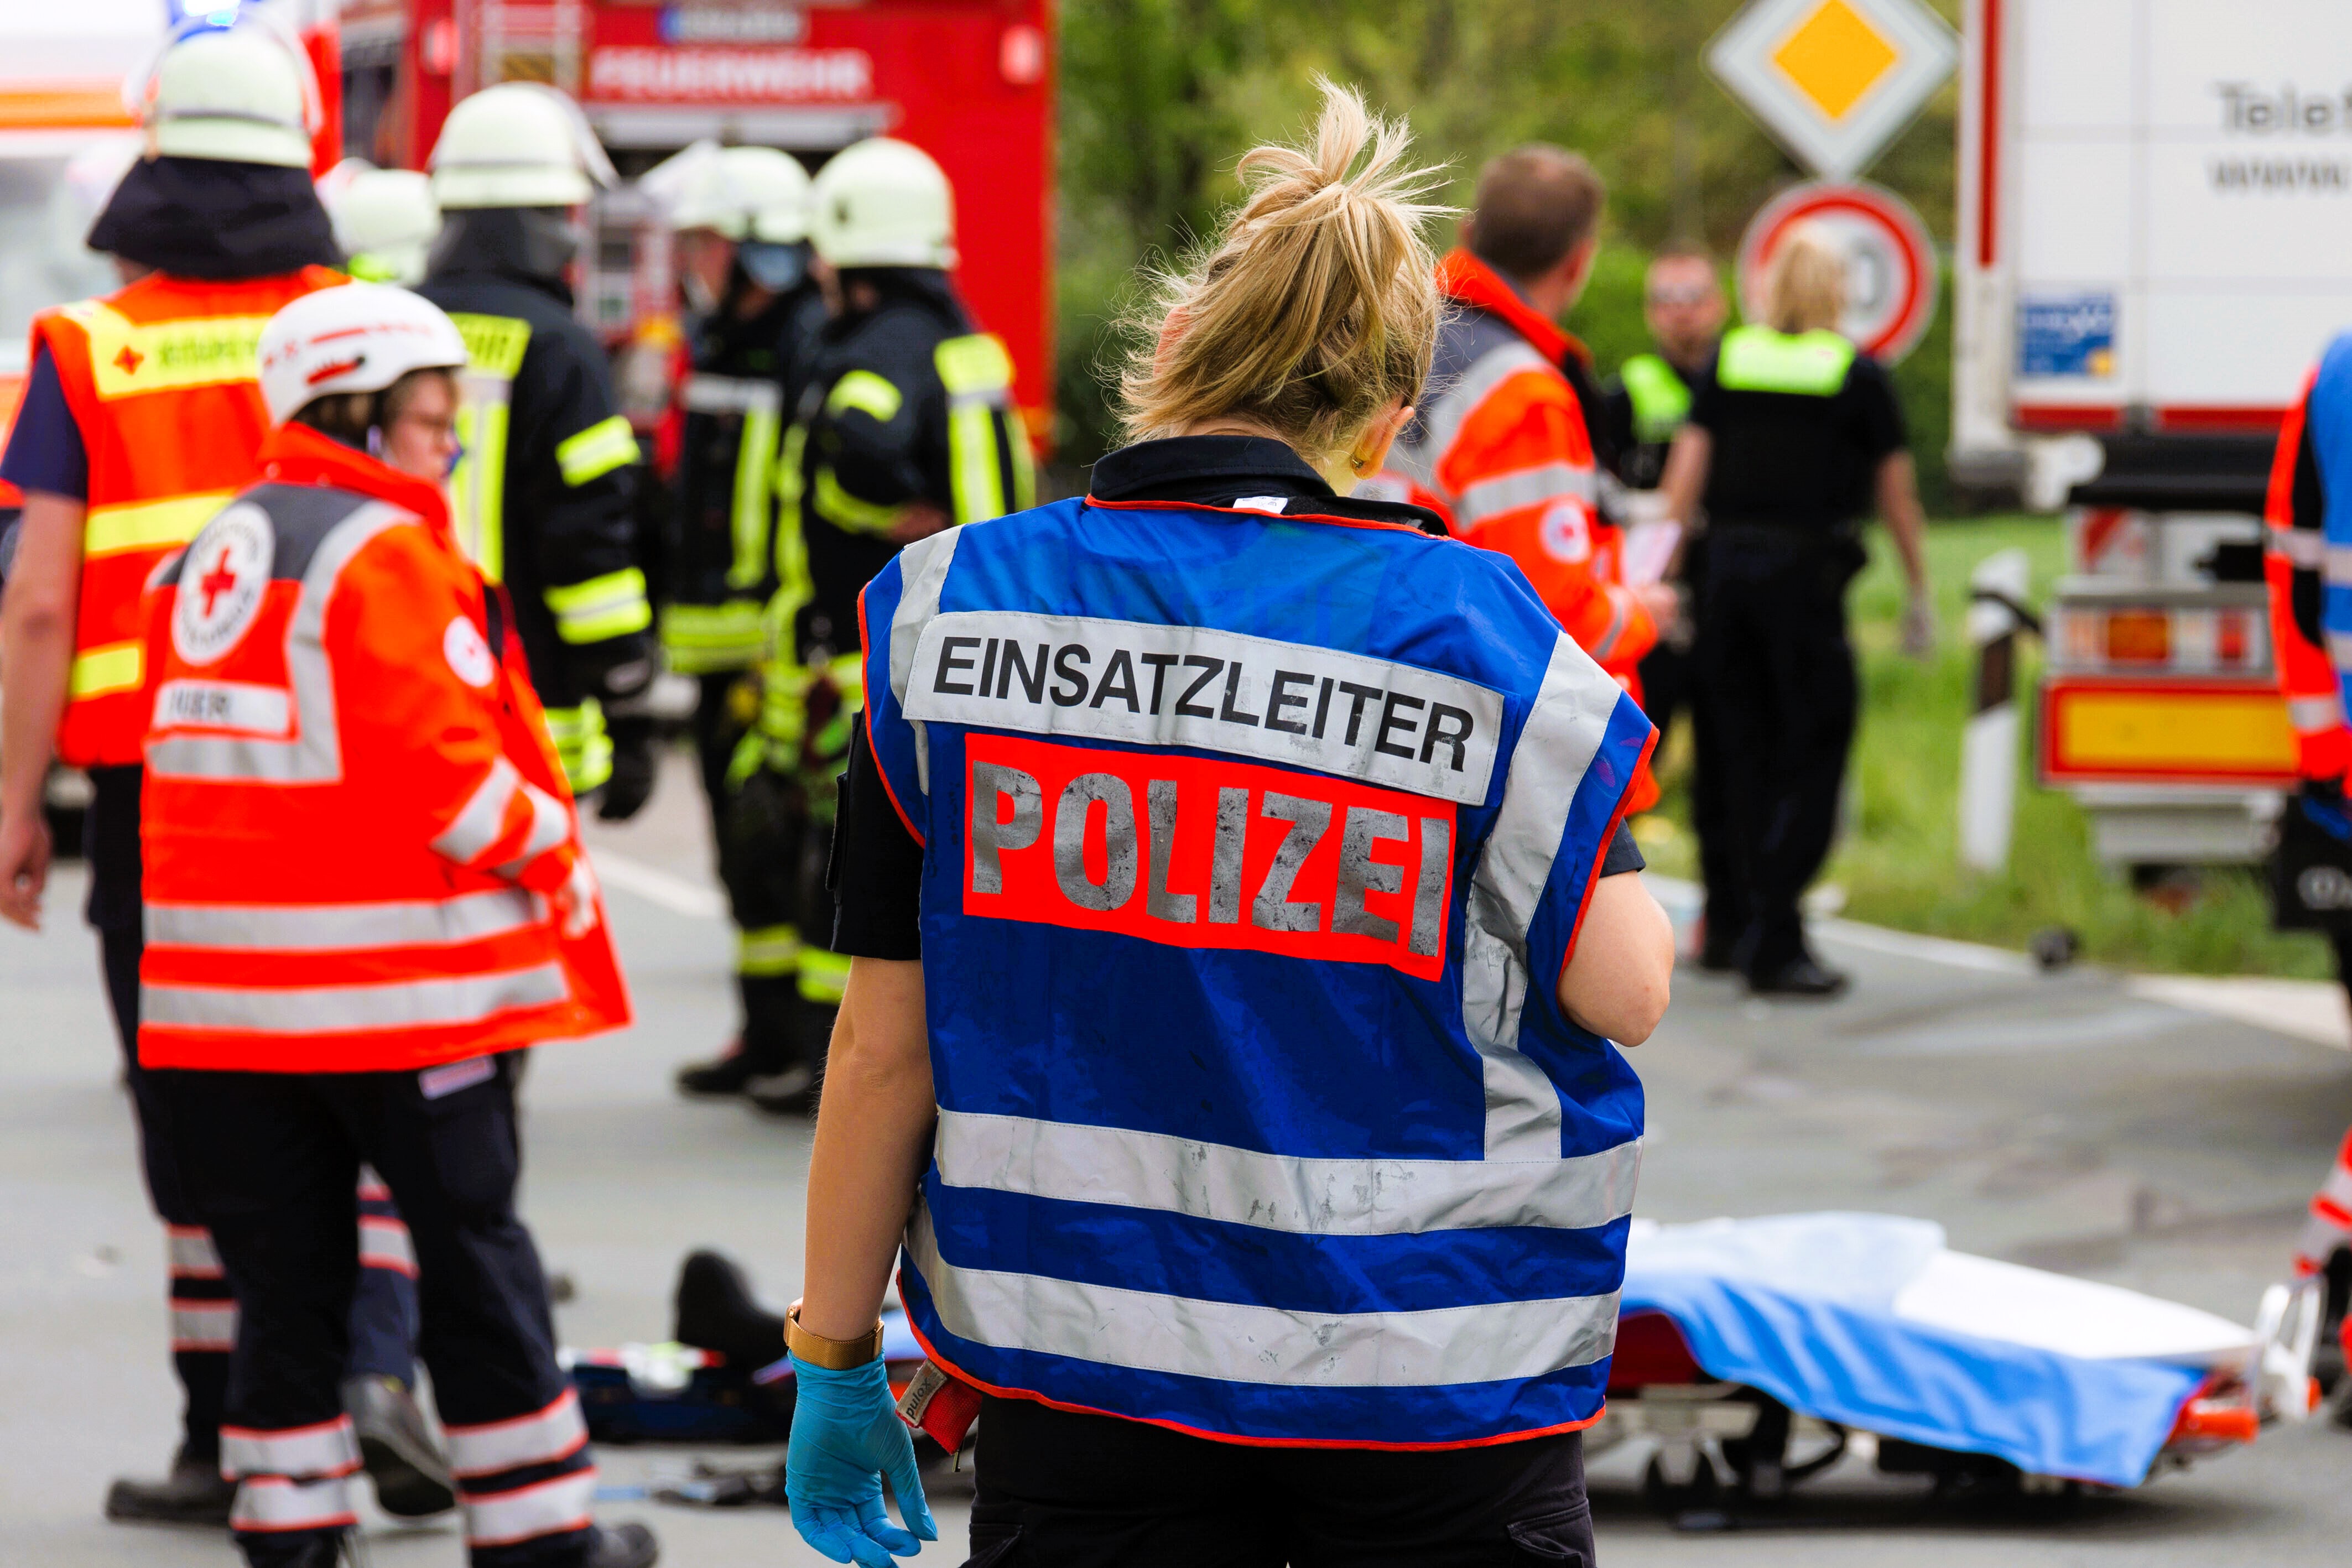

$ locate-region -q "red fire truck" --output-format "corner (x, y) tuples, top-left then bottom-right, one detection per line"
(334, 0), (1055, 436)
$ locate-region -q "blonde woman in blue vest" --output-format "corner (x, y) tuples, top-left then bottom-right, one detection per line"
(783, 82), (1674, 1567)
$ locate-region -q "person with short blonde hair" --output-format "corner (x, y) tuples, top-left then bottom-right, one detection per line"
(781, 81), (1672, 1567)
(1657, 223), (1932, 995)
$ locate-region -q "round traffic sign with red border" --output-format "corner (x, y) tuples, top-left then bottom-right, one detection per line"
(1736, 179), (1938, 365)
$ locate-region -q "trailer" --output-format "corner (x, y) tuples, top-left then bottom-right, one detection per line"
(1950, 0), (2352, 866)
(335, 0), (1055, 439)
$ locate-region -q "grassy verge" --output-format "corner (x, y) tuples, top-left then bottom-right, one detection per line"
(1636, 516), (2335, 980)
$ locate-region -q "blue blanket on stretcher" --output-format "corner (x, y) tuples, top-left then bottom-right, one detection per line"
(1619, 1213), (2213, 1487)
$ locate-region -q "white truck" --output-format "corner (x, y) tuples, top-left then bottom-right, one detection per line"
(1950, 0), (2352, 866)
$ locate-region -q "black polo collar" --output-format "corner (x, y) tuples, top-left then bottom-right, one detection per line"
(1087, 436), (1447, 536)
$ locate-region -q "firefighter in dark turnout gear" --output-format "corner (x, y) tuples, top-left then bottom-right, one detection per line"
(733, 137), (1033, 1108)
(419, 83), (656, 809)
(651, 146), (835, 1100)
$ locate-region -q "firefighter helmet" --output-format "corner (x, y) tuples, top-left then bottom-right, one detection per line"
(809, 138), (956, 269)
(667, 145), (811, 244)
(258, 284), (470, 428)
(429, 83), (617, 210)
(136, 22), (319, 169)
(320, 162), (441, 286)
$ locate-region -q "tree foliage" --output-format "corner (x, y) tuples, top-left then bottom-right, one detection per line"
(1054, 0), (1963, 494)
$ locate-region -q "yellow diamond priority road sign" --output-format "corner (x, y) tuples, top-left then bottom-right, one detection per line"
(1707, 0), (1957, 181)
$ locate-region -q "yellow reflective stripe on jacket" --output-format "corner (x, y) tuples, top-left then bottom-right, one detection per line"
(729, 398), (783, 592)
(737, 924), (801, 978)
(660, 600), (766, 672)
(1620, 353), (1693, 444)
(1714, 326), (1855, 397)
(446, 313), (529, 584)
(813, 466), (906, 535)
(797, 946), (851, 1004)
(83, 307), (273, 400)
(85, 491), (233, 559)
(825, 369), (902, 423)
(544, 567), (652, 644)
(69, 640), (143, 698)
(542, 699), (612, 793)
(936, 333), (1027, 523)
(556, 416), (640, 488)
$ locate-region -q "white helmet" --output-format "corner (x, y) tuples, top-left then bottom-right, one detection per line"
(665, 145), (811, 244)
(810, 138), (955, 269)
(135, 22), (320, 169)
(257, 284), (469, 428)
(430, 83), (617, 210)
(320, 162), (441, 286)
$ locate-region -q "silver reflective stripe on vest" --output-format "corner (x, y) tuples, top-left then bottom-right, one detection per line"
(2326, 545), (2352, 587)
(1393, 340), (1555, 501)
(146, 501), (410, 784)
(905, 1202), (1618, 1387)
(143, 963), (569, 1034)
(2273, 527), (2325, 567)
(1455, 462), (1597, 527)
(681, 373), (782, 416)
(147, 889), (539, 952)
(934, 1108), (1642, 1235)
(890, 527), (965, 795)
(2328, 632), (2352, 669)
(1463, 634), (1624, 1158)
(496, 782), (570, 877)
(432, 758), (523, 863)
(2291, 694), (2345, 733)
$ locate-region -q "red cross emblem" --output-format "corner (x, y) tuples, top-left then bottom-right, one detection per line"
(113, 345), (143, 376)
(197, 546), (240, 616)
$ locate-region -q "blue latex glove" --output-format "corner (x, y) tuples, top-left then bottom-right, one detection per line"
(785, 1352), (938, 1566)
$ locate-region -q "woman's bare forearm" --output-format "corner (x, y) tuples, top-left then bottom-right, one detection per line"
(799, 957), (938, 1343)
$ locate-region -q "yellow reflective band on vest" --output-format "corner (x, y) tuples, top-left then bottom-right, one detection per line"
(730, 395), (783, 593)
(69, 640), (143, 698)
(825, 369), (902, 424)
(544, 567), (652, 645)
(557, 416), (639, 488)
(936, 333), (1032, 524)
(85, 491), (233, 558)
(796, 946), (850, 1005)
(737, 924), (801, 978)
(1714, 326), (1854, 397)
(82, 306), (272, 400)
(542, 699), (612, 792)
(813, 466), (907, 535)
(1620, 353), (1692, 444)
(447, 314), (531, 582)
(660, 600), (766, 673)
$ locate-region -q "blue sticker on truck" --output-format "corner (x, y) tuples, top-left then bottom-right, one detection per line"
(2018, 293), (2117, 378)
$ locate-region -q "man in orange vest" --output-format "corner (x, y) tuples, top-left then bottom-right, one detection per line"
(1381, 145), (1676, 808)
(0, 23), (391, 1524)
(140, 284), (654, 1568)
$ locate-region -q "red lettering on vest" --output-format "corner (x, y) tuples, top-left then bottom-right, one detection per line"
(963, 734), (1455, 980)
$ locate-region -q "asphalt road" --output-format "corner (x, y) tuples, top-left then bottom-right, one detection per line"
(8, 753), (2352, 1566)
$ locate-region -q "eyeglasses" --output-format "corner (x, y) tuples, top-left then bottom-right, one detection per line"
(1646, 285), (1718, 307)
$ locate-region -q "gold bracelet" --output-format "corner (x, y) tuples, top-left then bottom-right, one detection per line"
(785, 1301), (886, 1370)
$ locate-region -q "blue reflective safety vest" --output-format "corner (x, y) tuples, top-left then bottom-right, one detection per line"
(859, 488), (1656, 1447)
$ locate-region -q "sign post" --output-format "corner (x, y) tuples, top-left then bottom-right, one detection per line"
(1736, 178), (1938, 364)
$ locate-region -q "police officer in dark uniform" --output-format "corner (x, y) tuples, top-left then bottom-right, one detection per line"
(653, 147), (834, 1100)
(1661, 226), (1931, 996)
(731, 134), (1032, 1107)
(419, 84), (655, 811)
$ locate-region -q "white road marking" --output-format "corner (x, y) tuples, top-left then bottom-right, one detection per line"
(587, 848), (727, 921)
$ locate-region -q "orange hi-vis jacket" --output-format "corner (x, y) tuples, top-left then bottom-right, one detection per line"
(1385, 250), (1656, 681)
(137, 425), (631, 1074)
(31, 267), (346, 767)
(2266, 364), (2352, 782)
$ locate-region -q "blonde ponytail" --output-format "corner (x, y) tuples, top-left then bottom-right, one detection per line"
(1117, 80), (1448, 464)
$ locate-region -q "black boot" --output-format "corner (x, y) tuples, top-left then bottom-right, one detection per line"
(343, 1374), (456, 1518)
(584, 1520), (660, 1568)
(103, 1445), (235, 1527)
(1750, 956), (1851, 998)
(674, 1039), (763, 1097)
(673, 1249), (787, 1370)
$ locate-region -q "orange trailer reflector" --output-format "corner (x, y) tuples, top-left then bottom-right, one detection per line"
(2042, 679), (2296, 785)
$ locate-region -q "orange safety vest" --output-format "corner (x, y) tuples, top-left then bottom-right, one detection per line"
(137, 426), (631, 1073)
(2266, 366), (2352, 782)
(1387, 249), (1659, 808)
(30, 267), (346, 768)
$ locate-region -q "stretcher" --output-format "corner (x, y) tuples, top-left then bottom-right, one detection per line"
(1595, 1212), (2320, 1509)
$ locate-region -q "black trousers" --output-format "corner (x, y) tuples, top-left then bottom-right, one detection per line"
(695, 669), (806, 1071)
(1692, 528), (1863, 980)
(160, 1057), (592, 1567)
(1633, 544), (1739, 960)
(965, 1397), (1594, 1567)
